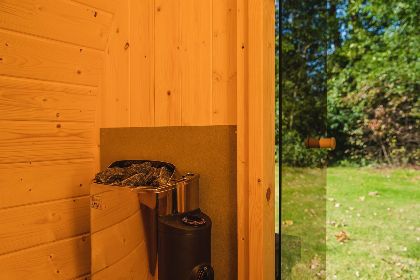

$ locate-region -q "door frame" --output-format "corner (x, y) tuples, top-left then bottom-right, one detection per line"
(237, 0), (276, 279)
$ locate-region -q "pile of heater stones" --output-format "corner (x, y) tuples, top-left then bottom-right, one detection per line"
(94, 161), (172, 187)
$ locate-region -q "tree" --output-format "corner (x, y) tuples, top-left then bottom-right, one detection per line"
(328, 0), (420, 165)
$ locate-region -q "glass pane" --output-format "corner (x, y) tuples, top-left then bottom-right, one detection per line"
(280, 0), (328, 279)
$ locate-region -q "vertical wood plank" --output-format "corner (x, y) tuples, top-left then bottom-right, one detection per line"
(154, 0), (181, 126)
(237, 0), (275, 279)
(129, 0), (155, 127)
(179, 0), (212, 125)
(236, 0), (250, 278)
(212, 0), (237, 125)
(262, 0), (275, 277)
(102, 0), (130, 127)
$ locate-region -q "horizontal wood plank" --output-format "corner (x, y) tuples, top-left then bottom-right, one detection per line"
(92, 241), (149, 280)
(91, 210), (144, 273)
(0, 234), (90, 280)
(0, 159), (93, 209)
(0, 30), (103, 86)
(0, 0), (113, 50)
(72, 0), (117, 14)
(0, 120), (96, 164)
(0, 76), (96, 122)
(90, 185), (140, 233)
(0, 196), (90, 255)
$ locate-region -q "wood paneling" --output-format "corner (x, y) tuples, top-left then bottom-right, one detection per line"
(154, 0), (182, 126)
(179, 0), (212, 125)
(0, 234), (91, 280)
(104, 0), (237, 127)
(0, 30), (103, 86)
(101, 0), (130, 127)
(0, 0), (104, 277)
(0, 160), (92, 209)
(91, 184), (153, 279)
(72, 0), (117, 14)
(212, 0), (237, 125)
(236, 0), (250, 277)
(0, 76), (96, 122)
(129, 0), (155, 127)
(237, 0), (275, 279)
(0, 120), (96, 164)
(91, 210), (144, 273)
(0, 0), (113, 50)
(90, 185), (140, 233)
(0, 196), (89, 255)
(92, 242), (150, 280)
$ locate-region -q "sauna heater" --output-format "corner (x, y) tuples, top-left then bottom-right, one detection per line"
(94, 160), (214, 280)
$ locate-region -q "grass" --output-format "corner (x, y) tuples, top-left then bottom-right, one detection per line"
(327, 167), (419, 280)
(278, 166), (420, 279)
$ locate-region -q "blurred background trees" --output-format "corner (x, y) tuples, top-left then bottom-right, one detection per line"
(280, 0), (419, 166)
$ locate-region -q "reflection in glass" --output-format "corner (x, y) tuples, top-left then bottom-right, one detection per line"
(280, 0), (328, 279)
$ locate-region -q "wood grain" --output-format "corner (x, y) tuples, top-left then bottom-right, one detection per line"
(0, 120), (96, 164)
(0, 76), (96, 122)
(179, 0), (212, 125)
(240, 0), (276, 278)
(236, 0), (250, 278)
(72, 0), (117, 14)
(0, 0), (113, 50)
(92, 241), (150, 280)
(154, 0), (182, 126)
(129, 0), (155, 127)
(0, 234), (90, 280)
(102, 0), (130, 127)
(212, 0), (237, 125)
(0, 29), (103, 86)
(91, 210), (144, 273)
(0, 159), (93, 209)
(90, 184), (140, 233)
(0, 196), (90, 255)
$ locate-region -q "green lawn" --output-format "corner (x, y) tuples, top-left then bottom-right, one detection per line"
(279, 166), (420, 279)
(327, 167), (420, 279)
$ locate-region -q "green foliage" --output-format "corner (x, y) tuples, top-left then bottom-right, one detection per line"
(328, 0), (420, 165)
(280, 0), (419, 166)
(282, 131), (328, 167)
(280, 0), (328, 167)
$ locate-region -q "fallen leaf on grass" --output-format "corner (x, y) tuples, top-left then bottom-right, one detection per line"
(335, 230), (350, 243)
(368, 191), (379, 196)
(359, 196), (365, 201)
(282, 220), (293, 227)
(309, 256), (320, 270)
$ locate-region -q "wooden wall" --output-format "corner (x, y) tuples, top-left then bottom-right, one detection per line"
(90, 184), (155, 280)
(0, 0), (238, 279)
(102, 0), (237, 127)
(0, 0), (114, 278)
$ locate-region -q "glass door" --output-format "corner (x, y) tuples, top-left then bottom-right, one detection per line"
(280, 1), (329, 278)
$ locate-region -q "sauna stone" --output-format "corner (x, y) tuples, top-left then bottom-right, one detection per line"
(94, 162), (172, 187)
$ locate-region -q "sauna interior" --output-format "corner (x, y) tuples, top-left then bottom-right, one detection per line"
(0, 0), (275, 279)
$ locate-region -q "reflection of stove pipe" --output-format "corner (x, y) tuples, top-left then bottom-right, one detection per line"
(138, 173), (200, 275)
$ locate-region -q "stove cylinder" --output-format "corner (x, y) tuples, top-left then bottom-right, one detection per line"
(158, 209), (213, 280)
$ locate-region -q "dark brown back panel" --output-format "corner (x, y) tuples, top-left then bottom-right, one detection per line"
(100, 126), (237, 279)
